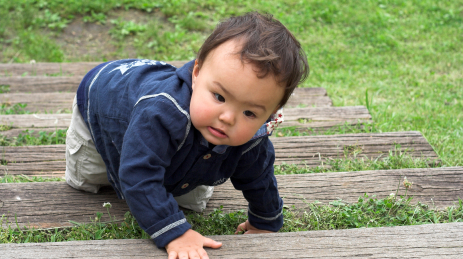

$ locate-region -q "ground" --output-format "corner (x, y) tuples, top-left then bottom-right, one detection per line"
(55, 9), (166, 61)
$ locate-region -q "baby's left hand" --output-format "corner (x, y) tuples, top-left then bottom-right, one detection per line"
(234, 220), (274, 234)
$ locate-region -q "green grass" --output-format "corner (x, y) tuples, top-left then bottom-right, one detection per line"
(0, 103), (30, 115)
(0, 0), (462, 246)
(0, 174), (63, 183)
(0, 129), (66, 146)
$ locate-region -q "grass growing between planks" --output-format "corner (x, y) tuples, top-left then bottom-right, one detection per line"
(0, 129), (66, 146)
(0, 174), (63, 183)
(1, 194), (462, 244)
(0, 103), (30, 115)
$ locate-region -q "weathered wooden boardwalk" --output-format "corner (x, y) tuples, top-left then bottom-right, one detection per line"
(1, 61), (458, 258)
(1, 222), (462, 258)
(0, 132), (438, 177)
(1, 167), (461, 229)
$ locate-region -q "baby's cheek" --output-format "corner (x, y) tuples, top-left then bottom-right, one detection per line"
(191, 103), (213, 125)
(232, 124), (257, 146)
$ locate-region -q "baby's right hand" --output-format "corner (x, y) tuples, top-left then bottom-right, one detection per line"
(166, 229), (222, 259)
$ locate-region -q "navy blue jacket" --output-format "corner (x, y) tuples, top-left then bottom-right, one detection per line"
(76, 59), (283, 248)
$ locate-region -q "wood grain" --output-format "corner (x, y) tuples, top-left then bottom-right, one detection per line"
(0, 92), (75, 113)
(0, 132), (437, 176)
(0, 106), (370, 137)
(0, 61), (190, 77)
(0, 167), (461, 229)
(1, 222), (462, 258)
(0, 76), (83, 93)
(270, 131), (438, 166)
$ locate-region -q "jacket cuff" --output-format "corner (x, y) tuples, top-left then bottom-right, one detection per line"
(145, 211), (192, 248)
(247, 204), (284, 232)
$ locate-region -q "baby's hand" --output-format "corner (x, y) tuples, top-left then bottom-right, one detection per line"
(234, 220), (274, 234)
(166, 229), (222, 259)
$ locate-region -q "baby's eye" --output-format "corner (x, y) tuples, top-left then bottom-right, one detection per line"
(214, 93), (225, 102)
(243, 110), (256, 118)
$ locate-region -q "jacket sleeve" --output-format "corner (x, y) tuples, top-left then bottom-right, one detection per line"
(230, 137), (284, 232)
(118, 97), (191, 248)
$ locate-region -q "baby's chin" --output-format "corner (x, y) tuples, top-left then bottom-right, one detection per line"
(195, 126), (253, 147)
(211, 139), (251, 147)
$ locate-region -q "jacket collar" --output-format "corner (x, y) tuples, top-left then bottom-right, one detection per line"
(175, 60), (195, 89)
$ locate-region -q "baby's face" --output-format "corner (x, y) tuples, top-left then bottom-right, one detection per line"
(190, 40), (284, 146)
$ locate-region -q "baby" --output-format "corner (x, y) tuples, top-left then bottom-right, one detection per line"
(65, 12), (308, 259)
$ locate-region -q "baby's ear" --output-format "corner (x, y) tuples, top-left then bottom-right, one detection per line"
(272, 105), (281, 114)
(192, 60), (200, 89)
(193, 60), (200, 77)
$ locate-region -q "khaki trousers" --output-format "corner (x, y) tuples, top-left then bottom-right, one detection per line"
(65, 97), (213, 212)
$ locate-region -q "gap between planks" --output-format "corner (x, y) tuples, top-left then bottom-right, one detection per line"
(1, 222), (462, 258)
(0, 167), (462, 229)
(0, 132), (438, 176)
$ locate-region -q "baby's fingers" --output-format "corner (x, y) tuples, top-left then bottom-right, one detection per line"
(168, 250), (178, 259)
(203, 237), (222, 249)
(195, 248), (209, 259)
(234, 222), (247, 234)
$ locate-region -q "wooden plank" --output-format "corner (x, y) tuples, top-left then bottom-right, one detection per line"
(0, 106), (370, 137)
(0, 92), (75, 113)
(270, 131), (438, 166)
(0, 167), (461, 229)
(0, 113), (71, 138)
(284, 89), (331, 108)
(1, 222), (462, 258)
(0, 132), (437, 176)
(281, 106), (371, 130)
(0, 76), (83, 93)
(0, 61), (190, 77)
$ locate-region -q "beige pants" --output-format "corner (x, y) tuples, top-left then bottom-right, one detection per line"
(65, 97), (214, 212)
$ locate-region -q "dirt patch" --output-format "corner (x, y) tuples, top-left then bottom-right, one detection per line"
(57, 18), (117, 61)
(55, 9), (164, 61)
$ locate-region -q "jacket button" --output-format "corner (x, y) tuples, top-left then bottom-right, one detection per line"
(181, 183), (189, 189)
(203, 154), (211, 159)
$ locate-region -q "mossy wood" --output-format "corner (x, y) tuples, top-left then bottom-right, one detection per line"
(1, 222), (462, 258)
(0, 167), (461, 229)
(0, 106), (369, 137)
(0, 132), (436, 177)
(0, 61), (190, 77)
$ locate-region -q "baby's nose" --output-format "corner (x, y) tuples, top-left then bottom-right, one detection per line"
(219, 110), (235, 125)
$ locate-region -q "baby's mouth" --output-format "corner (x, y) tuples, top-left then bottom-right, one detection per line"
(208, 126), (227, 138)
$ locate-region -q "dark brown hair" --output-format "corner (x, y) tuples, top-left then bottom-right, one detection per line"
(196, 12), (309, 107)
